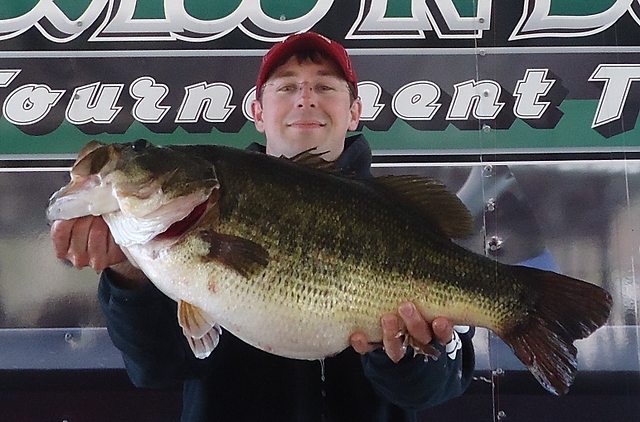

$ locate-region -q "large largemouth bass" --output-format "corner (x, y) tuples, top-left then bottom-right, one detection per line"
(47, 140), (612, 396)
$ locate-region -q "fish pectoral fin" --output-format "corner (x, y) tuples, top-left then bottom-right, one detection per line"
(198, 230), (269, 278)
(372, 175), (474, 239)
(177, 301), (222, 359)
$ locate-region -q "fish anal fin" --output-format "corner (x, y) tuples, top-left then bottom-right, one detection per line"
(198, 230), (269, 278)
(178, 300), (222, 359)
(374, 175), (474, 239)
(499, 266), (612, 395)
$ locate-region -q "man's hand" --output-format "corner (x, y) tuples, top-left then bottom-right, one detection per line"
(349, 302), (453, 363)
(50, 216), (148, 288)
(51, 216), (126, 271)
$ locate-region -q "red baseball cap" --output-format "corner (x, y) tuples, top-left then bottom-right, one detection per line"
(255, 32), (358, 100)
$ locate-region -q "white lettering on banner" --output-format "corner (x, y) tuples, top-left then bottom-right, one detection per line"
(2, 84), (64, 125)
(1, 0), (637, 43)
(425, 0), (492, 39)
(0, 0), (332, 43)
(0, 67), (638, 134)
(448, 80), (504, 120)
(347, 0), (433, 39)
(96, 0), (333, 42)
(347, 0), (491, 39)
(632, 0), (640, 26)
(358, 81), (385, 121)
(0, 70), (21, 87)
(242, 87), (257, 122)
(238, 0), (332, 42)
(130, 77), (171, 123)
(510, 0), (634, 40)
(66, 82), (124, 124)
(513, 69), (556, 119)
(589, 64), (640, 128)
(0, 0), (108, 43)
(176, 82), (235, 123)
(392, 82), (441, 120)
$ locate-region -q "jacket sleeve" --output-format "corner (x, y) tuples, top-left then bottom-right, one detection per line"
(361, 327), (475, 410)
(98, 269), (212, 388)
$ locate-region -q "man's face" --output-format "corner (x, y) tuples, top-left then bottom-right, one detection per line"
(252, 56), (362, 161)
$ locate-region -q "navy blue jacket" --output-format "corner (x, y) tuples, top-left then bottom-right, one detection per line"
(98, 134), (475, 421)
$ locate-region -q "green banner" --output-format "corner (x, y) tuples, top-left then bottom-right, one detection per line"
(0, 0), (639, 155)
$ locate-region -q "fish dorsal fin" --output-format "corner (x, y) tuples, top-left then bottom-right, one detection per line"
(178, 300), (222, 359)
(198, 230), (269, 278)
(373, 175), (474, 239)
(286, 148), (337, 172)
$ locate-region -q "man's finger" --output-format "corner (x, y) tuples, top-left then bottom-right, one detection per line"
(50, 219), (74, 260)
(398, 302), (432, 346)
(67, 216), (93, 267)
(106, 234), (127, 266)
(349, 332), (376, 354)
(431, 317), (454, 345)
(87, 217), (109, 270)
(381, 314), (405, 363)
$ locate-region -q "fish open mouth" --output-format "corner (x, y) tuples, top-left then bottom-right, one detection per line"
(155, 190), (218, 239)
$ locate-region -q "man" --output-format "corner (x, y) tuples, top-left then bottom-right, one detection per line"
(50, 32), (475, 421)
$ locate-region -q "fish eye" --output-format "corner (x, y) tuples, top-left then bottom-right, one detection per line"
(131, 139), (150, 151)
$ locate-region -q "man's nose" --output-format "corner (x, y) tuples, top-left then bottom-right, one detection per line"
(295, 83), (316, 107)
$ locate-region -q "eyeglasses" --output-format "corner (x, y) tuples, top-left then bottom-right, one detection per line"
(263, 76), (352, 99)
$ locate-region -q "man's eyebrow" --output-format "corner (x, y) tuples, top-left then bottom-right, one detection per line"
(272, 70), (297, 79)
(316, 69), (341, 77)
(271, 69), (342, 79)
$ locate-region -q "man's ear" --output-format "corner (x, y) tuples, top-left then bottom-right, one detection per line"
(251, 100), (265, 133)
(348, 98), (363, 131)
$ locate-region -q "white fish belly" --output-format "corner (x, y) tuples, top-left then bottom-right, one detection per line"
(128, 244), (360, 359)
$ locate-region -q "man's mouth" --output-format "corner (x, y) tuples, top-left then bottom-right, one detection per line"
(287, 121), (326, 128)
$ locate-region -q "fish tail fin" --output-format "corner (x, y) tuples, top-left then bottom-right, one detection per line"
(500, 266), (612, 395)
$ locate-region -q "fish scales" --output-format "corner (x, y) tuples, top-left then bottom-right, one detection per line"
(197, 146), (531, 335)
(47, 140), (612, 396)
